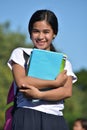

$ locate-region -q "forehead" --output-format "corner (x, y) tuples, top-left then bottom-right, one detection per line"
(32, 20), (52, 29)
(74, 121), (82, 127)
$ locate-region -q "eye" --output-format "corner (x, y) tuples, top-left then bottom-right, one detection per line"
(44, 30), (50, 34)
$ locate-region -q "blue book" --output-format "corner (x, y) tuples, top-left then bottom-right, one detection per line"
(27, 48), (67, 80)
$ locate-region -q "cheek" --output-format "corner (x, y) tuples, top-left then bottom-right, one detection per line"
(31, 34), (35, 40)
(49, 34), (55, 41)
(31, 32), (38, 39)
(73, 124), (83, 130)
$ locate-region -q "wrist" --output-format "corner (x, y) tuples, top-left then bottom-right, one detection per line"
(53, 80), (59, 88)
(38, 91), (44, 99)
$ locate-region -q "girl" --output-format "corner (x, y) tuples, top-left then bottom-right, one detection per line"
(73, 118), (87, 130)
(8, 9), (77, 130)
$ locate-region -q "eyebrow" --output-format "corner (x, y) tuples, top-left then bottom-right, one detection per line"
(32, 28), (51, 31)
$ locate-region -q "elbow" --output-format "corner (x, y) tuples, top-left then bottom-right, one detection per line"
(66, 91), (72, 98)
(64, 88), (72, 98)
(64, 80), (73, 98)
(64, 76), (73, 98)
(15, 77), (26, 88)
(66, 90), (72, 98)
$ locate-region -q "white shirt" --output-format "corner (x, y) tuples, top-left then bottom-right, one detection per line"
(8, 47), (77, 116)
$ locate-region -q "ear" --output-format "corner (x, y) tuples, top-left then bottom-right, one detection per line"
(53, 35), (56, 39)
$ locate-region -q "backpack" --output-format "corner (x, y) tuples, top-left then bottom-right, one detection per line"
(3, 82), (17, 130)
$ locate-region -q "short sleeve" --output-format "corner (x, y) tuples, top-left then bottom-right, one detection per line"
(7, 48), (25, 70)
(64, 60), (77, 83)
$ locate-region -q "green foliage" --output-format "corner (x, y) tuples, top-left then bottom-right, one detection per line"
(64, 69), (87, 130)
(0, 21), (87, 130)
(76, 69), (87, 90)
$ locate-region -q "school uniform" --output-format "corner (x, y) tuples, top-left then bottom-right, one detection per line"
(8, 47), (77, 130)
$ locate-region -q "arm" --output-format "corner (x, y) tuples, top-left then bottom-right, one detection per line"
(19, 76), (72, 101)
(12, 62), (67, 89)
(40, 76), (72, 100)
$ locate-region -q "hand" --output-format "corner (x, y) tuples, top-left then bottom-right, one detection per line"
(19, 84), (41, 99)
(55, 70), (68, 87)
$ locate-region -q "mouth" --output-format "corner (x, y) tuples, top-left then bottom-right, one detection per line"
(36, 40), (46, 46)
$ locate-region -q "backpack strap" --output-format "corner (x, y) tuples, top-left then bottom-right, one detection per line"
(23, 51), (30, 73)
(11, 87), (18, 115)
(5, 82), (14, 111)
(5, 82), (18, 111)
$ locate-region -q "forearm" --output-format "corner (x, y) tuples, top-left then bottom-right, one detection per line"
(12, 63), (57, 89)
(20, 76), (56, 89)
(40, 87), (70, 101)
(19, 76), (72, 101)
(39, 76), (72, 101)
(12, 63), (68, 90)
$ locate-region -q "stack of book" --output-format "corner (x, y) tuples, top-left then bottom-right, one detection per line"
(27, 48), (67, 80)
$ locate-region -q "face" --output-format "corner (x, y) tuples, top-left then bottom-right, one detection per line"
(73, 121), (84, 130)
(31, 20), (55, 50)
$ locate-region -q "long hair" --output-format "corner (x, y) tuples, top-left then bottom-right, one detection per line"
(75, 118), (87, 130)
(28, 9), (58, 37)
(28, 9), (58, 52)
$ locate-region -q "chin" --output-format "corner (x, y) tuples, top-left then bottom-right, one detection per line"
(35, 46), (45, 50)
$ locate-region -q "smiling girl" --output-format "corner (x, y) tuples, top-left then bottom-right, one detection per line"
(8, 9), (77, 130)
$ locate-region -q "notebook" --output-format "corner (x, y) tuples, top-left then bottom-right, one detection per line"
(27, 48), (67, 80)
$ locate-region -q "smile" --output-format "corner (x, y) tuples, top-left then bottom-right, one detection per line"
(36, 40), (46, 45)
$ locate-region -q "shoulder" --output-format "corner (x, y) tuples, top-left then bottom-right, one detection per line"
(64, 58), (74, 73)
(12, 47), (33, 56)
(65, 59), (72, 69)
(64, 59), (77, 83)
(7, 47), (33, 69)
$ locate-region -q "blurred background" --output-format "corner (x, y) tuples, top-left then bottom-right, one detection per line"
(0, 0), (87, 130)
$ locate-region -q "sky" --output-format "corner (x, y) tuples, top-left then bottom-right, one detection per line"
(0, 0), (87, 72)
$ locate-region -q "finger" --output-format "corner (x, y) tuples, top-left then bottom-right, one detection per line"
(21, 84), (31, 89)
(63, 70), (67, 74)
(19, 89), (26, 92)
(19, 89), (29, 92)
(21, 84), (34, 89)
(21, 84), (27, 89)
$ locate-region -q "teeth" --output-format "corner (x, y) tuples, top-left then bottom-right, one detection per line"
(37, 41), (45, 44)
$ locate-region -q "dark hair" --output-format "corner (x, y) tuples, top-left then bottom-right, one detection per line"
(75, 118), (87, 130)
(28, 9), (58, 52)
(28, 9), (58, 37)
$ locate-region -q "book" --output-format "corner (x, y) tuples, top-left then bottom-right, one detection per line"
(27, 48), (67, 80)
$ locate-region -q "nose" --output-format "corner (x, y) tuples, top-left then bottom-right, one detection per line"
(38, 32), (44, 39)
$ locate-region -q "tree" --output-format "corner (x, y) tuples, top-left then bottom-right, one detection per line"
(64, 69), (87, 130)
